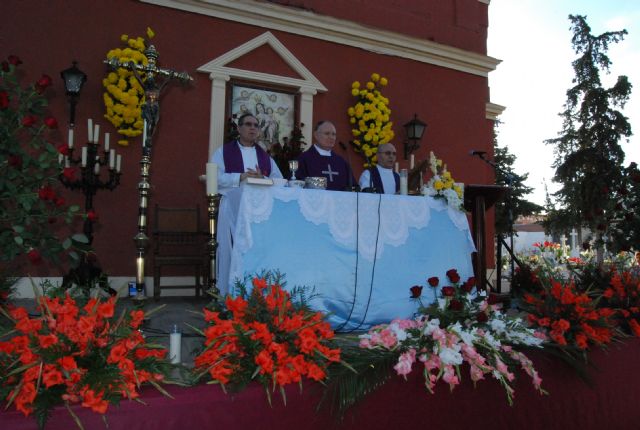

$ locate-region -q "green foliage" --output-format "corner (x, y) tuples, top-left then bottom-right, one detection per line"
(493, 124), (544, 234)
(606, 162), (640, 252)
(0, 55), (82, 272)
(545, 15), (632, 245)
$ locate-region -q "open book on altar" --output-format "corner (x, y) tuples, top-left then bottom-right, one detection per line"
(241, 177), (274, 186)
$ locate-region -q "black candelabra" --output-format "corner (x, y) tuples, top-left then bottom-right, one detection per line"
(59, 123), (122, 244)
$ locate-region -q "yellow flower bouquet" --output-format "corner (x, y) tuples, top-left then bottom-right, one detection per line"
(424, 151), (464, 210)
(102, 28), (155, 146)
(347, 73), (394, 168)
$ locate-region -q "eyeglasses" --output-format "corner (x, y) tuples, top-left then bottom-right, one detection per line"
(241, 122), (260, 128)
(379, 151), (396, 156)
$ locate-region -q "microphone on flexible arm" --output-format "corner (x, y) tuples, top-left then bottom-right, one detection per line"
(339, 141), (358, 192)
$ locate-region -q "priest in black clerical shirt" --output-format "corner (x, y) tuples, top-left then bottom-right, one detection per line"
(295, 120), (356, 191)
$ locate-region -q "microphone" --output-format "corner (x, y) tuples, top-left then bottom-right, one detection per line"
(469, 150), (487, 157)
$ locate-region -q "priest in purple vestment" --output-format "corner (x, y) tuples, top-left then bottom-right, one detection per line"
(210, 113), (283, 188)
(296, 121), (356, 191)
(358, 143), (400, 194)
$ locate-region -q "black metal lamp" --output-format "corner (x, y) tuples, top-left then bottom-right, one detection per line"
(60, 61), (87, 127)
(403, 114), (427, 160)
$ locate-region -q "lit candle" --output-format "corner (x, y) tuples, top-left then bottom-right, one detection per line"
(104, 133), (110, 152)
(68, 128), (74, 149)
(394, 162), (399, 173)
(116, 154), (122, 173)
(87, 118), (93, 143)
(109, 149), (116, 169)
(81, 146), (87, 167)
(94, 156), (100, 174)
(410, 154), (415, 170)
(206, 163), (218, 195)
(93, 124), (100, 146)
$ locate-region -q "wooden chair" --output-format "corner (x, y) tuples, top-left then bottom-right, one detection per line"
(152, 205), (206, 299)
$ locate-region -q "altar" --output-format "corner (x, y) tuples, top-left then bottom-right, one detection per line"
(217, 186), (476, 331)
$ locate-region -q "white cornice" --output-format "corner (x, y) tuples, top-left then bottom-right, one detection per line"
(486, 102), (505, 121)
(141, 0), (500, 77)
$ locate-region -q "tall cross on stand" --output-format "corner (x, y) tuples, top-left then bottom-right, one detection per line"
(322, 164), (339, 182)
(104, 45), (192, 300)
(570, 228), (579, 257)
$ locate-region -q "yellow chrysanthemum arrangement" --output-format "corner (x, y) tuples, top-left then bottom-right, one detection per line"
(347, 73), (394, 168)
(102, 27), (155, 146)
(424, 151), (464, 210)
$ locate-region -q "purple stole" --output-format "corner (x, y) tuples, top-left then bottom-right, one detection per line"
(222, 141), (271, 176)
(297, 146), (353, 191)
(370, 166), (400, 194)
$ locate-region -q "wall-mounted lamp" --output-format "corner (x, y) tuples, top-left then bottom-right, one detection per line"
(60, 61), (87, 127)
(403, 114), (427, 160)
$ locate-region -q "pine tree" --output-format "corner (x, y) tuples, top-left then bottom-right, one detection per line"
(545, 15), (632, 249)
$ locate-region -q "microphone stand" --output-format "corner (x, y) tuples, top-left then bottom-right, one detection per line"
(470, 152), (523, 293)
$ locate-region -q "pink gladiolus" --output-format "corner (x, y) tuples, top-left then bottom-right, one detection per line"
(393, 349), (416, 376)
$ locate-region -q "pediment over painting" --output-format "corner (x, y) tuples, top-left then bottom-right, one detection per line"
(198, 31), (327, 93)
(225, 43), (302, 80)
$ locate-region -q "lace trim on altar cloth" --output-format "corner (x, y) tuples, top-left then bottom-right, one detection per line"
(234, 186), (475, 262)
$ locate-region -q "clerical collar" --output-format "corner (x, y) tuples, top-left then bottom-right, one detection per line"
(237, 140), (254, 149)
(314, 144), (332, 156)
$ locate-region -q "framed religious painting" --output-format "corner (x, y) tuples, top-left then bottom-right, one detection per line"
(227, 81), (298, 152)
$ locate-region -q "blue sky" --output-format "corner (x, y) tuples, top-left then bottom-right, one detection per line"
(488, 0), (640, 205)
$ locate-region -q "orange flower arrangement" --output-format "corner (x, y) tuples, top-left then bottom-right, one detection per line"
(0, 295), (171, 428)
(523, 280), (616, 350)
(601, 269), (640, 337)
(194, 277), (342, 403)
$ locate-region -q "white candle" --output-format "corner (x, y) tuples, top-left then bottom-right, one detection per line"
(169, 325), (182, 364)
(104, 133), (110, 152)
(94, 156), (100, 174)
(206, 163), (218, 195)
(394, 162), (399, 173)
(65, 156), (70, 168)
(109, 149), (116, 169)
(116, 154), (122, 173)
(93, 124), (100, 146)
(142, 119), (147, 146)
(410, 154), (415, 170)
(87, 118), (93, 143)
(68, 128), (74, 149)
(81, 147), (87, 167)
(399, 169), (408, 195)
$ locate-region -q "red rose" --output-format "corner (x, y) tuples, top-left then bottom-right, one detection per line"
(427, 277), (439, 287)
(35, 74), (52, 93)
(410, 285), (423, 298)
(87, 210), (99, 222)
(449, 299), (463, 311)
(21, 115), (37, 127)
(62, 167), (76, 181)
(38, 185), (55, 201)
(27, 249), (42, 265)
(446, 269), (460, 284)
(44, 116), (58, 129)
(476, 312), (488, 323)
(55, 197), (65, 207)
(461, 277), (476, 293)
(0, 91), (9, 109)
(8, 55), (22, 66)
(441, 286), (455, 297)
(57, 144), (69, 155)
(8, 154), (22, 168)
